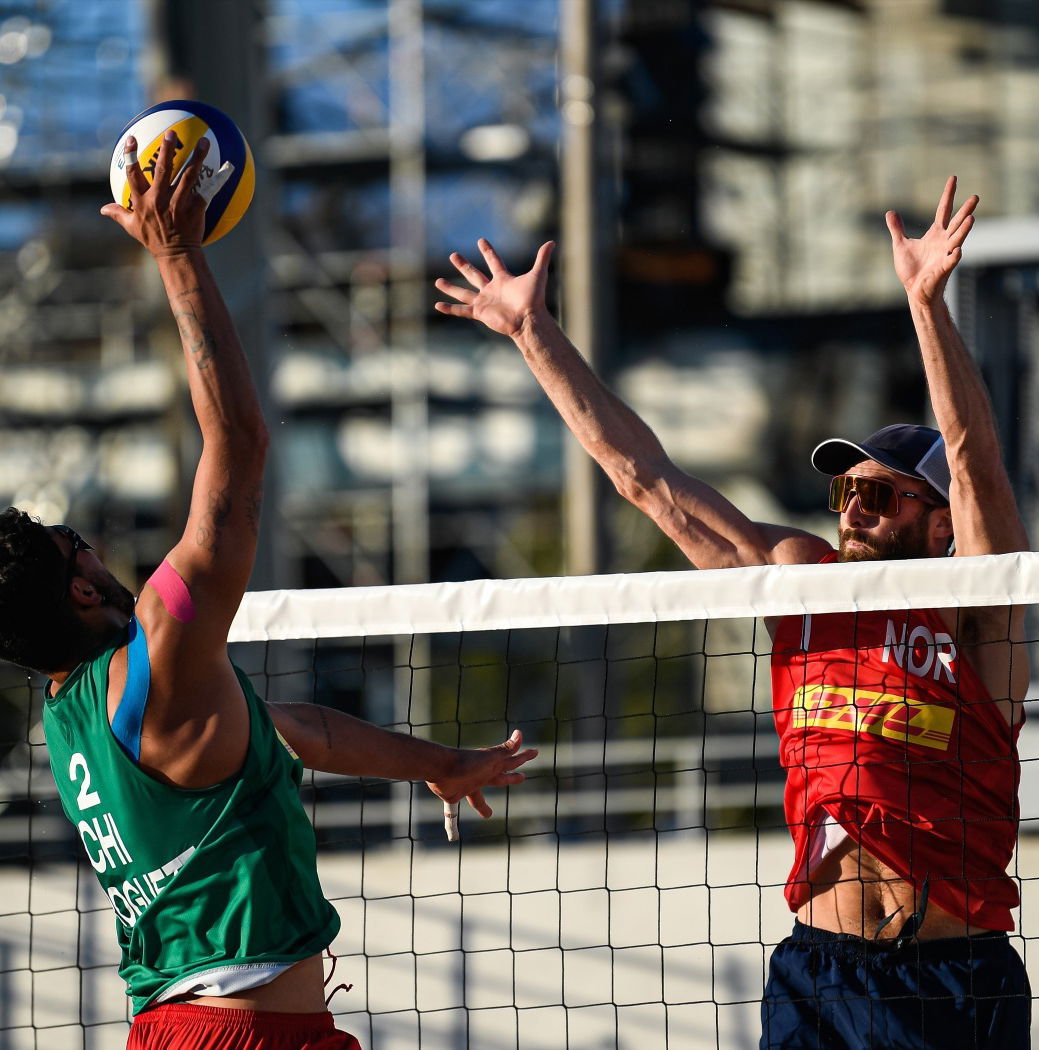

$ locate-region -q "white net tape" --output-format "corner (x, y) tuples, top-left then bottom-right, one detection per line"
(230, 552), (1039, 641)
(5, 553), (1039, 1049)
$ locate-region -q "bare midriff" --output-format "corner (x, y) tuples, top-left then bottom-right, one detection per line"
(797, 837), (993, 939)
(179, 953), (328, 1012)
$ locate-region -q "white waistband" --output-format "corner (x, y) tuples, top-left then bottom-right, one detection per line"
(156, 961), (295, 1002)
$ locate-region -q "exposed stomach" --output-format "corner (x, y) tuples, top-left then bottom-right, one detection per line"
(180, 953), (328, 1012)
(797, 837), (994, 939)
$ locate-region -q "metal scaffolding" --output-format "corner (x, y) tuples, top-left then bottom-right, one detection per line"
(0, 0), (566, 593)
(3, 0), (1039, 595)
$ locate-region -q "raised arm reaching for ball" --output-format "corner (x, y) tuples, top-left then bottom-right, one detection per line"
(0, 128), (536, 1050)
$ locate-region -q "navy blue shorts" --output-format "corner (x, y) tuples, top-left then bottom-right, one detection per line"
(761, 921), (1031, 1049)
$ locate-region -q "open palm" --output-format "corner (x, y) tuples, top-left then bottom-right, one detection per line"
(886, 175), (978, 304)
(435, 239), (554, 339)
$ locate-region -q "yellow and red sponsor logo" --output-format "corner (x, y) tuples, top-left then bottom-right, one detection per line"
(790, 683), (955, 751)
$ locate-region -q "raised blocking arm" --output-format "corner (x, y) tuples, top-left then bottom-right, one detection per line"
(435, 240), (828, 570)
(886, 176), (1028, 558)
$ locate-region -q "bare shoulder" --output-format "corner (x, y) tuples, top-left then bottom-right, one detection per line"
(754, 523), (833, 567)
(671, 524), (830, 570)
(939, 602), (1029, 716)
(134, 588), (242, 703)
(128, 589), (251, 787)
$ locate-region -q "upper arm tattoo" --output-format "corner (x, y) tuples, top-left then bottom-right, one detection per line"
(195, 486), (233, 552)
(245, 486), (263, 537)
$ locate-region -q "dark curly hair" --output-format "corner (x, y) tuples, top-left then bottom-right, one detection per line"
(0, 507), (90, 672)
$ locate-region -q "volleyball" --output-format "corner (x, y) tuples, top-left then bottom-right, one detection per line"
(109, 99), (255, 245)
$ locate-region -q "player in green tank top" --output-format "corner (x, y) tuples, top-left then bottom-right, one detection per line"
(0, 131), (536, 1049)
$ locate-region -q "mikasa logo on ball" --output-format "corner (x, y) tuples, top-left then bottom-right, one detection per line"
(109, 99), (255, 245)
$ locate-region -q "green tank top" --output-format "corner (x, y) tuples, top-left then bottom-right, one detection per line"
(42, 623), (341, 1014)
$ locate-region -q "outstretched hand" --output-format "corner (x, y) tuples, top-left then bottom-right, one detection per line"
(435, 239), (554, 339)
(425, 729), (538, 820)
(886, 175), (978, 305)
(100, 132), (233, 258)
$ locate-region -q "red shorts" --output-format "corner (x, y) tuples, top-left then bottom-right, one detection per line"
(127, 1004), (363, 1050)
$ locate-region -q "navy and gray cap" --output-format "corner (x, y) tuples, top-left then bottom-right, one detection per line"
(811, 424), (950, 502)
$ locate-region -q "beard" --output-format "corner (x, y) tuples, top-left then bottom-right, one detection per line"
(101, 577), (137, 617)
(88, 568), (136, 618)
(56, 572), (137, 670)
(838, 516), (932, 562)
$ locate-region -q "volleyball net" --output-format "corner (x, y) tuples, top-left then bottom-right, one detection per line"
(3, 554), (1039, 1049)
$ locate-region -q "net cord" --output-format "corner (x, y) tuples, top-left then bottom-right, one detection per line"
(228, 551), (1039, 642)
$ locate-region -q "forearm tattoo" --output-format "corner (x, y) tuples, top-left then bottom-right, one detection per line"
(173, 294), (216, 370)
(318, 707), (333, 750)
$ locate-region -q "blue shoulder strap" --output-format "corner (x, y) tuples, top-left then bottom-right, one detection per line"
(111, 617), (150, 763)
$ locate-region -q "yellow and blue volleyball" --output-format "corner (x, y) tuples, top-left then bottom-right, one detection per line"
(109, 99), (255, 245)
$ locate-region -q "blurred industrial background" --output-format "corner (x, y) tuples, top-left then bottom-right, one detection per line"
(1, 0), (1038, 597)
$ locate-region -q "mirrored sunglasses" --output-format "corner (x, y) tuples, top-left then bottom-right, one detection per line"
(828, 474), (943, 518)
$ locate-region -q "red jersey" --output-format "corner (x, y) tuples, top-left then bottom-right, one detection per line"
(771, 560), (1022, 931)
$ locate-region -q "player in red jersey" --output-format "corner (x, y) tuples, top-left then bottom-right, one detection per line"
(436, 176), (1030, 1048)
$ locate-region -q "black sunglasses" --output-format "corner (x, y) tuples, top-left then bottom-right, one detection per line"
(53, 524), (94, 603)
(828, 474), (945, 518)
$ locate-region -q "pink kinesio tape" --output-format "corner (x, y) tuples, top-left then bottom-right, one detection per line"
(147, 560), (196, 623)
